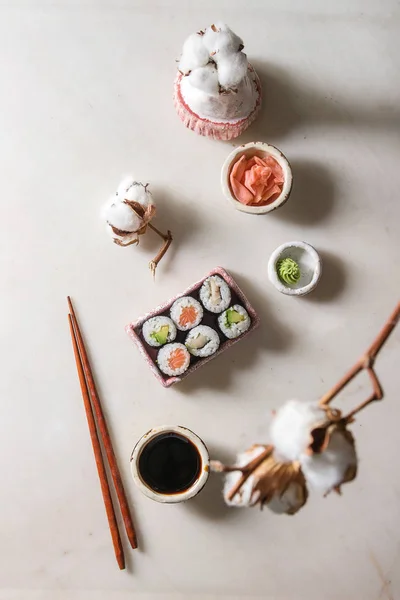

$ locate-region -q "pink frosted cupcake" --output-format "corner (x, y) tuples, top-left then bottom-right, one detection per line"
(173, 23), (262, 141)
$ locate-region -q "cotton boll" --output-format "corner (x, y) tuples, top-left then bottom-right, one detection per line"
(178, 32), (209, 74)
(203, 22), (243, 56)
(124, 182), (153, 208)
(187, 64), (219, 95)
(300, 428), (357, 495)
(222, 444), (308, 515)
(179, 64), (259, 120)
(103, 177), (157, 247)
(103, 177), (171, 270)
(116, 175), (136, 198)
(253, 453), (308, 515)
(217, 52), (248, 89)
(103, 197), (142, 233)
(270, 399), (325, 462)
(117, 176), (154, 209)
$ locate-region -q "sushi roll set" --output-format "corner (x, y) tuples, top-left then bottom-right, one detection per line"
(126, 267), (259, 387)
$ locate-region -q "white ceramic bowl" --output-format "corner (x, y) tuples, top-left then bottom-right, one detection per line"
(268, 241), (322, 296)
(221, 142), (293, 214)
(130, 425), (210, 504)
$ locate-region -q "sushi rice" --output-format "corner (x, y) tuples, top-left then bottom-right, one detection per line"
(218, 305), (251, 339)
(185, 325), (220, 358)
(199, 275), (231, 314)
(142, 316), (177, 347)
(157, 343), (191, 376)
(170, 296), (203, 331)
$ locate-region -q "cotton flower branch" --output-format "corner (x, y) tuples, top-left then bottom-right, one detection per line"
(212, 301), (400, 512)
(103, 176), (173, 276)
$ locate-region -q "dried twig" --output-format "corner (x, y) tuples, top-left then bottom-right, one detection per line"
(210, 446), (273, 502)
(319, 301), (400, 421)
(148, 225), (173, 277)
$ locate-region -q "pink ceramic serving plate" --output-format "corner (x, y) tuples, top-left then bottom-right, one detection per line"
(126, 267), (260, 387)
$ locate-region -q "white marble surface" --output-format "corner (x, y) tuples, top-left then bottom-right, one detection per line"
(1, 1), (400, 599)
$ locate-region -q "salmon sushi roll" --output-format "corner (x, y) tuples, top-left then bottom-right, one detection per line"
(170, 296), (203, 331)
(157, 343), (191, 376)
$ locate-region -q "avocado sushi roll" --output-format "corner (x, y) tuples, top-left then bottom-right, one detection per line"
(170, 296), (203, 331)
(218, 305), (251, 339)
(142, 316), (177, 348)
(157, 343), (191, 376)
(185, 325), (220, 358)
(199, 275), (231, 314)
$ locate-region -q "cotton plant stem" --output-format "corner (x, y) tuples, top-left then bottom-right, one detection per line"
(367, 301), (400, 360)
(227, 446), (274, 502)
(148, 222), (170, 240)
(345, 367), (383, 422)
(148, 226), (173, 276)
(319, 301), (400, 415)
(210, 446), (273, 502)
(210, 461), (241, 473)
(210, 446), (272, 474)
(318, 363), (364, 408)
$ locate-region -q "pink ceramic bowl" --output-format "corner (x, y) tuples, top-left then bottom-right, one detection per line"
(173, 65), (262, 142)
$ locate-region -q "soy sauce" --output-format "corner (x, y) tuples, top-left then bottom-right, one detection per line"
(138, 432), (201, 494)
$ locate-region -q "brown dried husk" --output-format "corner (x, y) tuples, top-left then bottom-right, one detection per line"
(123, 200), (156, 235)
(109, 201), (156, 242)
(307, 407), (351, 450)
(225, 445), (308, 515)
(251, 454), (308, 514)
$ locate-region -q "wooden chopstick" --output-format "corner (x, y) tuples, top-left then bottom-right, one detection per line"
(67, 296), (137, 550)
(68, 314), (125, 570)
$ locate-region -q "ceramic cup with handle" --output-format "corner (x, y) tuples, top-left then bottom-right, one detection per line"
(130, 425), (210, 504)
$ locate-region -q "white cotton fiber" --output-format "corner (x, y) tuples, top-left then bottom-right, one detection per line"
(116, 175), (136, 197)
(203, 22), (243, 56)
(125, 183), (152, 207)
(187, 64), (219, 95)
(178, 32), (210, 75)
(223, 446), (265, 507)
(116, 176), (153, 208)
(300, 430), (357, 495)
(217, 52), (248, 89)
(103, 197), (142, 233)
(270, 400), (325, 462)
(103, 176), (156, 241)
